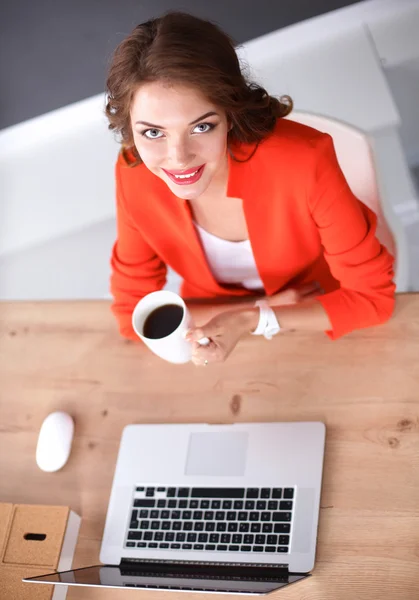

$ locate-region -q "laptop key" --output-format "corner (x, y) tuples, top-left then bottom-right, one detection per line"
(261, 489), (271, 499)
(246, 489), (259, 499)
(173, 522), (182, 531)
(234, 501), (243, 510)
(134, 499), (155, 508)
(222, 500), (232, 509)
(232, 534), (242, 544)
(212, 501), (221, 510)
(193, 511), (203, 520)
(244, 535), (254, 544)
(182, 511), (192, 520)
(268, 501), (278, 510)
(228, 523), (238, 532)
(200, 500), (210, 509)
(284, 488), (294, 499)
(280, 501), (293, 510)
(267, 535), (277, 545)
(187, 533), (197, 542)
(238, 512), (248, 521)
(253, 546), (264, 552)
(229, 545), (240, 551)
(239, 523), (249, 532)
(161, 510), (170, 519)
(151, 521), (160, 530)
(162, 522), (170, 530)
(189, 500), (199, 509)
(194, 544), (204, 550)
(241, 545), (252, 552)
(168, 500), (177, 508)
(198, 533), (208, 543)
(179, 500), (188, 509)
(130, 521), (138, 529)
(273, 512), (292, 522)
(191, 488), (245, 499)
(205, 544), (216, 551)
(140, 521), (149, 529)
(226, 512), (237, 521)
(216, 523), (226, 532)
(251, 523), (261, 533)
(154, 532), (164, 541)
(266, 546), (276, 552)
(245, 501), (255, 510)
(136, 487), (145, 492)
(144, 532), (153, 540)
(128, 530), (142, 540)
(250, 512), (259, 521)
(126, 542), (135, 547)
(146, 488), (155, 497)
(165, 532), (175, 541)
(139, 510), (148, 519)
(209, 534), (219, 543)
(131, 510), (138, 521)
(204, 511), (214, 520)
(176, 533), (186, 542)
(274, 524), (291, 534)
(171, 543), (181, 549)
(278, 535), (290, 545)
(205, 522), (215, 532)
(137, 542), (146, 547)
(217, 545), (227, 551)
(277, 546), (289, 553)
(150, 510), (159, 519)
(182, 543), (192, 550)
(167, 488), (176, 497)
(148, 543), (158, 548)
(255, 535), (266, 545)
(272, 489), (283, 499)
(261, 512), (271, 522)
(157, 487), (166, 492)
(171, 511), (181, 519)
(177, 488), (189, 497)
(194, 522), (204, 531)
(221, 534), (231, 544)
(257, 501), (266, 510)
(262, 524), (273, 533)
(183, 522), (193, 531)
(157, 500), (166, 508)
(160, 543), (169, 548)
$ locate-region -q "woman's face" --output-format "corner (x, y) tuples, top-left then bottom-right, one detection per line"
(130, 81), (229, 201)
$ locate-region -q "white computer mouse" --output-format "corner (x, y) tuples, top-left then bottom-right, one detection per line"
(36, 411), (74, 472)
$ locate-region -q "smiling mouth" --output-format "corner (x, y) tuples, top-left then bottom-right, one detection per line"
(163, 165), (205, 185)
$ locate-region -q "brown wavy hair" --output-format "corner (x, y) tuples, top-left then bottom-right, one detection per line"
(105, 11), (293, 166)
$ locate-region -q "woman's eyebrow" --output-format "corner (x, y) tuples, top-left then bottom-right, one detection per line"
(135, 111), (219, 129)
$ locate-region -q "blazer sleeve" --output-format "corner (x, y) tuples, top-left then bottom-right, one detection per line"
(110, 161), (167, 340)
(309, 134), (396, 340)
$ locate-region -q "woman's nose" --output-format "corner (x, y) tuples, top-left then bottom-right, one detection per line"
(169, 139), (194, 167)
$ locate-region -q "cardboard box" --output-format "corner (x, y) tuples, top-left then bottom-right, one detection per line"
(0, 503), (81, 600)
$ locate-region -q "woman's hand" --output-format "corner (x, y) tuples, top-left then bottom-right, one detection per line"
(186, 281), (324, 365)
(186, 309), (256, 366)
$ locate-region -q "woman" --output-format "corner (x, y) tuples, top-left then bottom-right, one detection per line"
(106, 11), (395, 365)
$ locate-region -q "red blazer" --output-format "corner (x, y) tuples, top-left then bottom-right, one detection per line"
(110, 119), (395, 340)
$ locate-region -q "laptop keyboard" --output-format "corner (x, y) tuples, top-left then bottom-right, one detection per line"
(125, 487), (294, 555)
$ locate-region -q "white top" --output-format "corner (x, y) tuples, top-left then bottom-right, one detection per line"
(195, 223), (264, 291)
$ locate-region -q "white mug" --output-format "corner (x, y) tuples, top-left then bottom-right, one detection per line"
(132, 291), (208, 364)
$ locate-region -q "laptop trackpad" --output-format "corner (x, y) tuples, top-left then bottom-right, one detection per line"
(185, 432), (248, 476)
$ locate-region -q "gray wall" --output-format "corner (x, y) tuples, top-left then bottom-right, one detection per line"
(0, 0), (361, 129)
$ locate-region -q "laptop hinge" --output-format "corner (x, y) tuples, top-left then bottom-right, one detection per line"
(120, 558), (289, 582)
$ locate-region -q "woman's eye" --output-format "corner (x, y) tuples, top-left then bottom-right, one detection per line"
(193, 123), (214, 134)
(143, 129), (163, 139)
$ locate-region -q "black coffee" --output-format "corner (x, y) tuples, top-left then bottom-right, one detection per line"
(142, 304), (184, 339)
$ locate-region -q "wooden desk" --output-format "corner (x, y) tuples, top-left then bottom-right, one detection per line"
(1, 295), (419, 599)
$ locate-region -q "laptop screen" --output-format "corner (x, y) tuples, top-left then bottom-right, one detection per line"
(24, 565), (308, 595)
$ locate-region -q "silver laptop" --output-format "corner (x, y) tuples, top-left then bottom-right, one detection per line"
(25, 421), (325, 595)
